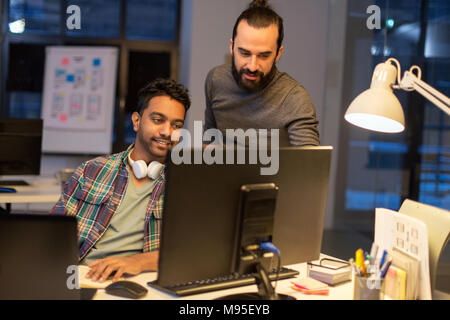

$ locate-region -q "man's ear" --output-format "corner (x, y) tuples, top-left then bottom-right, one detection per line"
(275, 45), (284, 63)
(131, 112), (140, 132)
(229, 38), (234, 55)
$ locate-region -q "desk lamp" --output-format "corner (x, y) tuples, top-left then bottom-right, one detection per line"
(344, 57), (450, 133)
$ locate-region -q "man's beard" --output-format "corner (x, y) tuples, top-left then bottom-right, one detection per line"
(231, 54), (277, 94)
(136, 130), (170, 162)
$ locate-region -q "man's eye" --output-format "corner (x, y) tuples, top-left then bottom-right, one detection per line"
(152, 118), (163, 123)
(173, 124), (183, 129)
(240, 51), (251, 57)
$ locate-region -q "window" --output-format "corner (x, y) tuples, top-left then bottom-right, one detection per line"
(125, 0), (178, 41)
(418, 0), (450, 208)
(9, 0), (61, 35)
(1, 0), (179, 153)
(335, 0), (449, 235)
(66, 0), (121, 38)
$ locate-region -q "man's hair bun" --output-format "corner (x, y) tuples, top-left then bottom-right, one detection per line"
(249, 0), (270, 9)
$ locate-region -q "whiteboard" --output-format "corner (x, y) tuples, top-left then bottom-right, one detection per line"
(41, 46), (118, 154)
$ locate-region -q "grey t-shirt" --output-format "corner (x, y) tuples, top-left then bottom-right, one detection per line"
(80, 165), (157, 266)
(204, 63), (320, 146)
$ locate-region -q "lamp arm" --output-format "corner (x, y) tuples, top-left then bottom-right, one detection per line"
(400, 71), (450, 116)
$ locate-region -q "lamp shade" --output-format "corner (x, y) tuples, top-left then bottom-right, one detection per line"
(344, 61), (405, 133)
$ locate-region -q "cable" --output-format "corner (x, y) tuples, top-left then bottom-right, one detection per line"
(259, 242), (279, 255)
(259, 242), (282, 295)
(273, 252), (281, 294)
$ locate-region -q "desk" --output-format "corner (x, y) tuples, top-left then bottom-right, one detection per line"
(86, 256), (354, 300)
(0, 176), (61, 213)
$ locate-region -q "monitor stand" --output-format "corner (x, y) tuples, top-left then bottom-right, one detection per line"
(0, 204), (12, 215)
(215, 263), (296, 300)
(218, 292), (295, 300)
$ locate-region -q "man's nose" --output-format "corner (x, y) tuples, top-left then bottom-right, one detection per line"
(248, 55), (258, 72)
(159, 122), (171, 138)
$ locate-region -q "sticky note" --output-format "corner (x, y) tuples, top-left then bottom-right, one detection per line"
(291, 278), (329, 295)
(55, 69), (65, 76)
(292, 277), (328, 290)
(61, 57), (70, 66)
(59, 113), (68, 122)
(93, 58), (101, 67)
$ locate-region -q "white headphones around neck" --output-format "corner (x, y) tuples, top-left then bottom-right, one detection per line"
(127, 151), (164, 180)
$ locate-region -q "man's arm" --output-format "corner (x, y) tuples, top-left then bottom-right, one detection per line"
(85, 251), (159, 282)
(204, 69), (217, 130)
(284, 85), (320, 146)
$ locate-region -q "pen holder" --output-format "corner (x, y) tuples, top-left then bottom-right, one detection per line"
(353, 274), (384, 300)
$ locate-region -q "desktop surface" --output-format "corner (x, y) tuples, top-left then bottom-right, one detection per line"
(86, 255), (354, 300)
(0, 175), (61, 204)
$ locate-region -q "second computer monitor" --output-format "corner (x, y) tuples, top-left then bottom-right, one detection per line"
(0, 118), (42, 185)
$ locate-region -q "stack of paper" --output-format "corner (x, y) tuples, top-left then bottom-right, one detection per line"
(308, 264), (352, 285)
(291, 278), (329, 295)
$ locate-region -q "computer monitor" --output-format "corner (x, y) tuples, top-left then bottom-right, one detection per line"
(152, 146), (332, 296)
(0, 118), (43, 186)
(0, 214), (80, 299)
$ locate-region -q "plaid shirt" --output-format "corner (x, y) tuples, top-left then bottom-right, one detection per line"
(50, 145), (165, 260)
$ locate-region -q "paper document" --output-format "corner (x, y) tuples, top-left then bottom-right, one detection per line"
(78, 265), (126, 289)
(374, 208), (397, 259)
(374, 208), (432, 300)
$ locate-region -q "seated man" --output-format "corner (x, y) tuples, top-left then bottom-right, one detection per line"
(50, 78), (190, 282)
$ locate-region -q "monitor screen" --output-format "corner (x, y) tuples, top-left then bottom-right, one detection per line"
(0, 214), (79, 299)
(156, 146), (332, 287)
(0, 118), (43, 177)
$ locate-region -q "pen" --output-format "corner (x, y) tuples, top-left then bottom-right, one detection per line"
(364, 260), (369, 275)
(365, 252), (370, 261)
(379, 250), (388, 268)
(380, 258), (392, 278)
(355, 249), (367, 277)
(349, 258), (361, 276)
(369, 243), (378, 266)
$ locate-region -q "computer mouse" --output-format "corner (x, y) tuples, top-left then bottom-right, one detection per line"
(105, 280), (148, 299)
(0, 187), (16, 193)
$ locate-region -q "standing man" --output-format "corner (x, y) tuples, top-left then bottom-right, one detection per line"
(51, 78), (190, 282)
(204, 0), (320, 146)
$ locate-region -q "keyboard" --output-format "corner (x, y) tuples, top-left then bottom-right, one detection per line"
(148, 267), (299, 296)
(0, 180), (29, 186)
